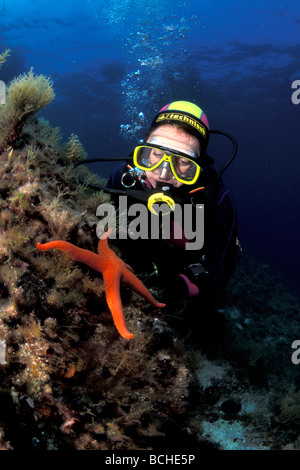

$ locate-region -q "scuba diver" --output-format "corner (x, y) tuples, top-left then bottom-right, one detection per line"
(105, 101), (239, 312)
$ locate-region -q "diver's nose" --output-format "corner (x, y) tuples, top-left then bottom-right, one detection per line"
(157, 161), (173, 180)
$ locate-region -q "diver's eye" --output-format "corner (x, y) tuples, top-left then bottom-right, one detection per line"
(177, 158), (191, 167)
(153, 151), (164, 159)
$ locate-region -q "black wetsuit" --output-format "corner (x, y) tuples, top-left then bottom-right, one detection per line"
(107, 162), (238, 302)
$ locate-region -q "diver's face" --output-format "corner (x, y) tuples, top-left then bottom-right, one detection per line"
(146, 125), (200, 188)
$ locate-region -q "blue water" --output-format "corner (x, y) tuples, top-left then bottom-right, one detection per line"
(1, 0), (300, 296)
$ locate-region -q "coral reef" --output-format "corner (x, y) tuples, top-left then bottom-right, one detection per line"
(0, 56), (300, 451)
(0, 59), (193, 450)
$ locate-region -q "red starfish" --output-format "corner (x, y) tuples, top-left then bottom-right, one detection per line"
(36, 229), (165, 339)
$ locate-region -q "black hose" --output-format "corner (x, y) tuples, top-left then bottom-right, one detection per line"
(210, 130), (238, 179)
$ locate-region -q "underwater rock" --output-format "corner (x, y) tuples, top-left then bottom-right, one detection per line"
(0, 58), (194, 450)
(1, 55), (300, 451)
(220, 398), (242, 415)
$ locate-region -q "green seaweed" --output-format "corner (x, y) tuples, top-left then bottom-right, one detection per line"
(60, 133), (87, 164)
(0, 67), (55, 152)
(0, 49), (11, 70)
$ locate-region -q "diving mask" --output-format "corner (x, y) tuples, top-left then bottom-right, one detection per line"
(133, 143), (201, 185)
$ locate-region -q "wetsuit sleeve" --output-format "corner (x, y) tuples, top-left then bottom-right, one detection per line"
(177, 184), (237, 297)
(201, 184), (238, 292)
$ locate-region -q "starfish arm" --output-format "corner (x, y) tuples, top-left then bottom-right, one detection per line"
(97, 233), (121, 263)
(37, 240), (72, 252)
(97, 233), (129, 274)
(125, 263), (134, 273)
(103, 271), (134, 339)
(97, 235), (110, 256)
(37, 241), (105, 273)
(122, 268), (166, 308)
(37, 233), (163, 340)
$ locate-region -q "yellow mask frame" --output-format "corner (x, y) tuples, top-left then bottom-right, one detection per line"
(133, 144), (201, 185)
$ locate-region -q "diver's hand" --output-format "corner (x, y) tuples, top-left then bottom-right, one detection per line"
(178, 274), (199, 298)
